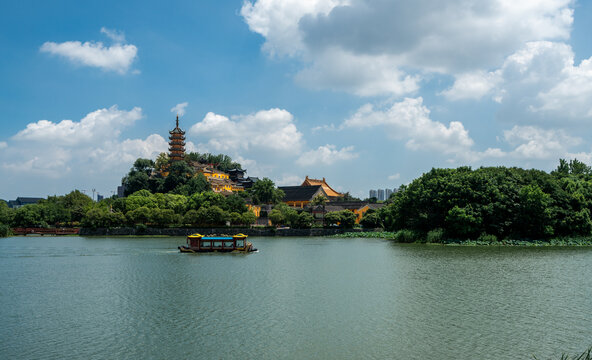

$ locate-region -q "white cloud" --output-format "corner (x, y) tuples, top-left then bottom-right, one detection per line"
(242, 0), (574, 96)
(14, 106), (142, 145)
(441, 71), (502, 101)
(502, 125), (581, 160)
(443, 41), (592, 122)
(345, 97), (474, 156)
(388, 173), (401, 181)
(296, 144), (358, 166)
(100, 27), (126, 43)
(1, 106), (166, 180)
(189, 108), (303, 153)
(171, 102), (189, 117)
(241, 0), (346, 57)
(40, 29), (138, 74)
(294, 49), (420, 97)
(0, 141), (6, 150)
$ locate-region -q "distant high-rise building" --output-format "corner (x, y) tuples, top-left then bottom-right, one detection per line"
(377, 189), (385, 201)
(97, 193), (104, 202)
(385, 188), (393, 199)
(117, 185), (126, 198)
(369, 189), (377, 199)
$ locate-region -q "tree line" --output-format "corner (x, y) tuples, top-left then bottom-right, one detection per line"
(367, 159), (592, 242)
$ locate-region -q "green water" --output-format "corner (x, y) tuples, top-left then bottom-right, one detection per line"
(1, 236), (591, 359)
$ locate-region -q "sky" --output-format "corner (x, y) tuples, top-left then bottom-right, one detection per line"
(1, 0), (592, 200)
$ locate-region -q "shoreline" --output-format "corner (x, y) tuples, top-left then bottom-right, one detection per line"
(333, 231), (592, 246)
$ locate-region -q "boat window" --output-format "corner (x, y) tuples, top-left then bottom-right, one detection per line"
(236, 240), (244, 247)
(224, 241), (234, 248)
(201, 241), (211, 248)
(213, 241), (222, 248)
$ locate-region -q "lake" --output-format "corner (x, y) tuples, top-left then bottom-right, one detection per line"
(1, 236), (591, 359)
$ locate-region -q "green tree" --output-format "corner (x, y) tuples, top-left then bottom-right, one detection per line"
(0, 201), (14, 225)
(196, 205), (227, 226)
(517, 184), (552, 239)
(294, 212), (314, 229)
(164, 160), (195, 193)
(360, 210), (382, 228)
(268, 209), (285, 226)
(223, 194), (247, 213)
(12, 205), (46, 228)
(250, 178), (284, 204)
(241, 211), (257, 226)
(126, 206), (152, 225)
(62, 190), (93, 222)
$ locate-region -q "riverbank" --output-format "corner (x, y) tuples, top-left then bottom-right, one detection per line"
(333, 231), (592, 246)
(79, 227), (374, 237)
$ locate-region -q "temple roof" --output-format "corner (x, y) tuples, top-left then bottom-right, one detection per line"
(279, 185), (327, 202)
(301, 176), (343, 197)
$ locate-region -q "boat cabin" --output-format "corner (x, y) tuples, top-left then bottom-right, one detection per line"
(183, 233), (252, 252)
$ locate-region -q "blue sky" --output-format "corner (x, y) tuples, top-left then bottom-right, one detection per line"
(1, 0), (592, 200)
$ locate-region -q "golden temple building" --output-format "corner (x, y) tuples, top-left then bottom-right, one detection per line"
(169, 116), (186, 162)
(301, 176), (343, 198)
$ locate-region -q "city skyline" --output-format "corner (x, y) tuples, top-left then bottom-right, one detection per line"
(1, 0), (592, 200)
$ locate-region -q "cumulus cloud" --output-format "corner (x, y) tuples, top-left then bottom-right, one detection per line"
(14, 106), (142, 145)
(441, 71), (502, 101)
(189, 108), (303, 153)
(0, 141), (7, 150)
(296, 144), (357, 166)
(443, 41), (592, 122)
(502, 125), (581, 160)
(344, 97), (474, 156)
(40, 28), (138, 74)
(2, 106), (166, 179)
(171, 102), (189, 117)
(242, 0), (574, 96)
(388, 173), (401, 181)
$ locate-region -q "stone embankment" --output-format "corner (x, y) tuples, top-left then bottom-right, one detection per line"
(79, 227), (372, 237)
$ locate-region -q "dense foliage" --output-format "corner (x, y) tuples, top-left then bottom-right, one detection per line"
(379, 160), (592, 241)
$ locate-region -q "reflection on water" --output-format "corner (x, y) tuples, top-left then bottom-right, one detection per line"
(1, 236), (591, 359)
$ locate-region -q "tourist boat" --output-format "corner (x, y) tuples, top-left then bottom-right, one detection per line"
(178, 233), (257, 253)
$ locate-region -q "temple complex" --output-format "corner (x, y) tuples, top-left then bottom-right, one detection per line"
(168, 116), (186, 162)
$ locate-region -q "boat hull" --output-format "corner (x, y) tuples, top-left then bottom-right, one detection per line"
(178, 245), (256, 253)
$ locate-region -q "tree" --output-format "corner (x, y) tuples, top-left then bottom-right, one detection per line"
(163, 160), (195, 193)
(155, 152), (169, 173)
(196, 205), (227, 226)
(360, 210), (382, 228)
(268, 209), (285, 226)
(62, 190), (93, 222)
(223, 194), (247, 213)
(311, 195), (328, 206)
(12, 205), (46, 228)
(250, 178), (284, 204)
(126, 206), (152, 225)
(0, 201), (14, 225)
(241, 211), (257, 226)
(294, 212), (314, 229)
(122, 158), (156, 196)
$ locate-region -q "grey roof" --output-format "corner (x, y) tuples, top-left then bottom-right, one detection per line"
(279, 185), (325, 202)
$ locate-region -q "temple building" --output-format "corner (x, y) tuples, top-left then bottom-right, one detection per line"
(169, 116), (186, 162)
(301, 176), (343, 199)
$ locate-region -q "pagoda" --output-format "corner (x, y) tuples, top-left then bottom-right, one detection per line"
(169, 116), (186, 162)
